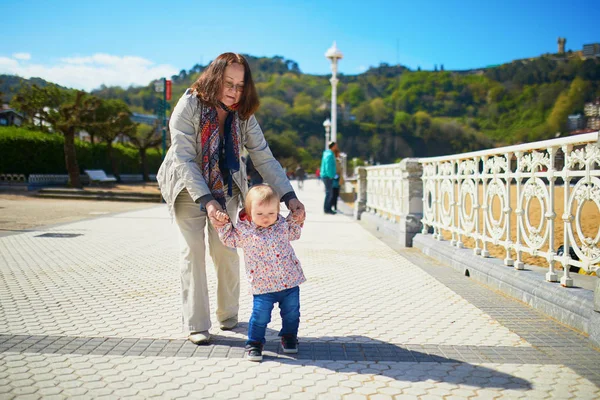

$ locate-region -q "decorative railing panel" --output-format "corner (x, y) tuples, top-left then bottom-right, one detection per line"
(365, 164), (405, 220)
(420, 132), (600, 286)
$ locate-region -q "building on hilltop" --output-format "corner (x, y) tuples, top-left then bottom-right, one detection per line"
(558, 37), (566, 54)
(584, 99), (600, 130)
(567, 114), (585, 132)
(582, 43), (600, 58)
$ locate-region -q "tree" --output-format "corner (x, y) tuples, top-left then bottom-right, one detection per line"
(546, 77), (587, 136)
(11, 84), (63, 131)
(127, 122), (162, 181)
(88, 99), (136, 181)
(393, 111), (411, 132)
(47, 90), (100, 188)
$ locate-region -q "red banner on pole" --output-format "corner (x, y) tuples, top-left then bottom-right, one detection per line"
(166, 80), (172, 101)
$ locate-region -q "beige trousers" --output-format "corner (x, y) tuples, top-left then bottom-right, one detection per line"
(173, 187), (240, 333)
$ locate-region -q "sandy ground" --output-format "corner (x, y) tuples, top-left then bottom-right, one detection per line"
(0, 188), (159, 234)
(439, 185), (599, 270)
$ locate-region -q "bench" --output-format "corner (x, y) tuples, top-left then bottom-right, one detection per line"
(84, 169), (117, 185)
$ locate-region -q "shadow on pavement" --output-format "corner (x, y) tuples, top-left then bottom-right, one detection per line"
(207, 328), (533, 391)
(0, 329), (533, 391)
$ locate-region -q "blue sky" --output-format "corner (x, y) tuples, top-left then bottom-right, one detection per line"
(1, 0), (598, 91)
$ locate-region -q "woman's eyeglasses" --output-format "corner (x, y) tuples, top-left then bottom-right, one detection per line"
(224, 81), (244, 93)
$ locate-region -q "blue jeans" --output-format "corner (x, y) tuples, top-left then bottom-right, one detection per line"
(247, 286), (300, 345)
(322, 178), (333, 212)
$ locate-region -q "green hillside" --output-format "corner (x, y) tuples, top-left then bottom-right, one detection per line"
(1, 75), (67, 103)
(5, 54), (600, 170)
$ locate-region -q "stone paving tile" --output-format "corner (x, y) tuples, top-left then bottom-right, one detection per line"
(2, 180), (600, 398)
(0, 186), (528, 348)
(391, 247), (600, 386)
(1, 354), (595, 399)
(0, 334), (561, 364)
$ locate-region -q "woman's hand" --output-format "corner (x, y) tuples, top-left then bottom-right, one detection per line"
(206, 200), (228, 228)
(287, 198), (306, 224)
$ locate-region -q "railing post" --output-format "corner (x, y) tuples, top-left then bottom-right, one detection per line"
(398, 159), (423, 247)
(589, 137), (600, 348)
(504, 151), (514, 266)
(560, 143), (574, 287)
(354, 167), (367, 220)
(546, 147), (558, 281)
(473, 156), (482, 255)
(514, 151), (524, 269)
(481, 156), (490, 257)
(435, 161), (442, 241)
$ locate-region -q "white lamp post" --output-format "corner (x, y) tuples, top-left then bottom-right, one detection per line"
(323, 118), (331, 150)
(325, 41), (343, 143)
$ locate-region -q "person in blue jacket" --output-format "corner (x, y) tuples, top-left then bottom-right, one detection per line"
(320, 142), (338, 214)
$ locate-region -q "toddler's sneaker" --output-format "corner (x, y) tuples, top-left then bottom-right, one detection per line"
(246, 343), (263, 362)
(281, 335), (298, 354)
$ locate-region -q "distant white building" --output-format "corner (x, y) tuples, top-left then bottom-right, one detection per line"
(583, 43), (600, 58)
(584, 100), (600, 130)
(567, 114), (585, 132)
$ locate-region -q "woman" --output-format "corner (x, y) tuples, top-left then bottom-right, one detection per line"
(157, 53), (306, 345)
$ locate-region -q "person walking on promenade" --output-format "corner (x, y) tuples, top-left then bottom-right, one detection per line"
(320, 142), (338, 214)
(331, 146), (344, 212)
(295, 165), (306, 190)
(156, 52), (306, 345)
(245, 155), (263, 187)
(215, 184), (305, 361)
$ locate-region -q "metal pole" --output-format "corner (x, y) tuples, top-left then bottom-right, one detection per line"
(330, 59), (338, 143)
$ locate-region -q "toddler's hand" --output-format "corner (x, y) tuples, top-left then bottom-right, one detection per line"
(215, 210), (230, 223)
(289, 211), (304, 224)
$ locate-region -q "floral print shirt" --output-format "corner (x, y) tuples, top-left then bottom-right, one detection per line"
(216, 213), (306, 295)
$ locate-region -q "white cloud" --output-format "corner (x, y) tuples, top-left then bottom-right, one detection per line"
(0, 57), (19, 68)
(0, 53), (178, 92)
(357, 65), (367, 72)
(12, 52), (31, 61)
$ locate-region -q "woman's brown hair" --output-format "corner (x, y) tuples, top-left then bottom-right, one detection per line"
(190, 52), (259, 120)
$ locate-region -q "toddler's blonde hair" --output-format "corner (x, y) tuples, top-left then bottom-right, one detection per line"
(245, 184), (280, 215)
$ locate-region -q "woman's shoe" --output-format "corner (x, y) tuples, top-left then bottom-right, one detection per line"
(219, 315), (238, 330)
(188, 331), (210, 344)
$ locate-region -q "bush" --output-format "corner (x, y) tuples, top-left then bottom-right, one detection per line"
(0, 126), (162, 176)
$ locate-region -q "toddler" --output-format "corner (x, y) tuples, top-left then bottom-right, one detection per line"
(215, 184), (305, 361)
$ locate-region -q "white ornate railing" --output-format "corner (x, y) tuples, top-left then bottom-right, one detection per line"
(420, 132), (600, 286)
(365, 164), (406, 220)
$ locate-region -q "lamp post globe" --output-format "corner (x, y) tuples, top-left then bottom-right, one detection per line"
(325, 41), (343, 143)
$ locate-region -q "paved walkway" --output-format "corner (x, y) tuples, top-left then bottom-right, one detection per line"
(1, 180), (599, 399)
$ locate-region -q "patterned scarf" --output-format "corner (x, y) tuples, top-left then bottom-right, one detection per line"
(199, 102), (240, 210)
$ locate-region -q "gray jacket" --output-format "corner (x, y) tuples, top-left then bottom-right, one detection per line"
(157, 89), (293, 217)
